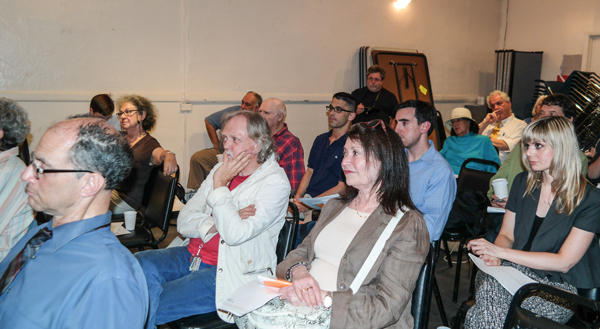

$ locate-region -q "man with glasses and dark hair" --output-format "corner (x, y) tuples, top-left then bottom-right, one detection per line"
(292, 92), (356, 213)
(0, 118), (149, 328)
(394, 100), (456, 241)
(351, 65), (399, 126)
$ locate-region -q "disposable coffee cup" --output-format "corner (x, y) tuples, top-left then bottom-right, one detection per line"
(124, 211), (137, 231)
(217, 154), (224, 163)
(491, 178), (509, 199)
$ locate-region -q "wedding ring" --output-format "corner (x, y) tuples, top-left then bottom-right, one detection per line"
(301, 286), (313, 292)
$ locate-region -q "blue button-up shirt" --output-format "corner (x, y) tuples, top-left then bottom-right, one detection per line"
(408, 140), (457, 241)
(0, 212), (149, 328)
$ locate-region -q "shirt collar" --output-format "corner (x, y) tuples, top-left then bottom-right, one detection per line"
(47, 212), (112, 252)
(500, 114), (514, 125)
(406, 140), (436, 165)
(273, 123), (289, 138)
(0, 147), (19, 164)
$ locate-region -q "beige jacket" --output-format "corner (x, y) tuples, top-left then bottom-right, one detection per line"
(277, 198), (429, 329)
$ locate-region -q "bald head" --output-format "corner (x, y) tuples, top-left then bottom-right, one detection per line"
(259, 98), (286, 135)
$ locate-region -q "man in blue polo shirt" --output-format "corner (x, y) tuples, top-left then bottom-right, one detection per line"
(293, 92), (356, 213)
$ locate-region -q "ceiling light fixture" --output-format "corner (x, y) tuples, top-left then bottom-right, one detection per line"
(393, 0), (411, 9)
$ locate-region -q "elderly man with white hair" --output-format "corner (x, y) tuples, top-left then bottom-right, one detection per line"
(478, 90), (527, 162)
(135, 110), (291, 328)
(259, 98), (305, 191)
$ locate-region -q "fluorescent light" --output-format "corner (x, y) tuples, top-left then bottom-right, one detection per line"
(394, 0), (411, 9)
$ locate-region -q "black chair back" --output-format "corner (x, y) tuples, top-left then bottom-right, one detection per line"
(436, 110), (447, 149)
(17, 139), (29, 165)
(411, 244), (435, 329)
(504, 283), (600, 329)
(118, 165), (179, 250)
(144, 166), (179, 232)
(276, 202), (300, 263)
(456, 158), (500, 193)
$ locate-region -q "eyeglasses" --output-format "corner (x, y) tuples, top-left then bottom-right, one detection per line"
(360, 119), (387, 132)
(117, 109), (139, 117)
(29, 152), (93, 180)
(367, 77), (382, 82)
(326, 105), (352, 114)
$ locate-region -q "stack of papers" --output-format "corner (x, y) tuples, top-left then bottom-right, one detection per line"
(298, 194), (339, 210)
(110, 222), (130, 236)
(487, 206), (506, 214)
(218, 276), (291, 316)
(468, 254), (535, 295)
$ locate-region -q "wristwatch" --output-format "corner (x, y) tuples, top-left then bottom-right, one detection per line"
(322, 291), (333, 310)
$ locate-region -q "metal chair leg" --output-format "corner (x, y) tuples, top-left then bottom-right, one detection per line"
(432, 274), (449, 326)
(443, 239), (453, 268)
(452, 241), (465, 303)
(468, 262), (477, 300)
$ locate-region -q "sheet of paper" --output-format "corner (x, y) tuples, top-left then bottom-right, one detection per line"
(487, 206), (506, 214)
(468, 253), (535, 295)
(218, 276), (282, 317)
(298, 194), (339, 210)
(110, 222), (130, 236)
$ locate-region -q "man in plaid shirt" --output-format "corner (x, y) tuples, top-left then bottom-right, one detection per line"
(259, 98), (305, 192)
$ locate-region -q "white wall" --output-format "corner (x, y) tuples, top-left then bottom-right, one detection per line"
(501, 0), (600, 81)
(1, 0), (503, 185)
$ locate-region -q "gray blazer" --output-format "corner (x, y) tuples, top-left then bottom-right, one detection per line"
(507, 172), (600, 288)
(277, 198), (429, 329)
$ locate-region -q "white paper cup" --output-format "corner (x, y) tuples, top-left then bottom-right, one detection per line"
(124, 211), (137, 231)
(217, 154), (224, 163)
(491, 178), (509, 199)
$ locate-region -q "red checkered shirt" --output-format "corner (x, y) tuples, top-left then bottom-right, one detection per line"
(273, 123), (305, 190)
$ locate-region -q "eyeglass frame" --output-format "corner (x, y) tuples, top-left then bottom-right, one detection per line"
(325, 105), (353, 114)
(116, 109), (140, 117)
(29, 152), (94, 180)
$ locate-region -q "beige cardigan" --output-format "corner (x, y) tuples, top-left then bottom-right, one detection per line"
(277, 198), (429, 329)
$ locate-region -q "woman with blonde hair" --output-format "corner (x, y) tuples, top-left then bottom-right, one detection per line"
(466, 116), (600, 328)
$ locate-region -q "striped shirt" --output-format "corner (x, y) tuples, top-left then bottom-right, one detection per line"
(0, 147), (34, 262)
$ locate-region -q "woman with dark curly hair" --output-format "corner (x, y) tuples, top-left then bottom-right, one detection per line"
(0, 98), (34, 262)
(110, 94), (178, 214)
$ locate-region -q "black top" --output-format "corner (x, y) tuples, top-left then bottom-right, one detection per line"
(116, 134), (161, 210)
(506, 172), (600, 288)
(351, 87), (398, 124)
(522, 215), (544, 252)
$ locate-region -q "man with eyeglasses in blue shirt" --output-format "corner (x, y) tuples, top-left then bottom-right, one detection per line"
(292, 92), (356, 216)
(0, 118), (149, 328)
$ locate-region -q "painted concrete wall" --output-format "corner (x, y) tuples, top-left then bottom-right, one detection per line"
(1, 0), (503, 185)
(500, 0), (600, 81)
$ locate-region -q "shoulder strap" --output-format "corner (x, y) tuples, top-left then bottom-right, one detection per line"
(349, 209), (406, 294)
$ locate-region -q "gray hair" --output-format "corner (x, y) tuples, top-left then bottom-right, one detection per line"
(486, 90), (511, 108)
(0, 98), (30, 152)
(67, 119), (134, 189)
(220, 111), (277, 164)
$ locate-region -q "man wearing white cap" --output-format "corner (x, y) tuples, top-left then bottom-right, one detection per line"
(440, 107), (500, 176)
